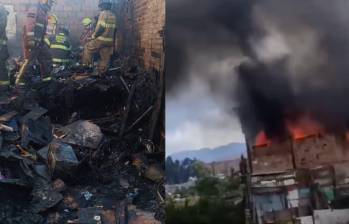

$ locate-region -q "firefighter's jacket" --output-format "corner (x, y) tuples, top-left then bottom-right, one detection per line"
(48, 32), (72, 65)
(23, 4), (48, 49)
(93, 10), (116, 46)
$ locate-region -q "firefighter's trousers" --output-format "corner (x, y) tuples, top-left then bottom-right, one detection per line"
(16, 43), (52, 85)
(82, 39), (113, 74)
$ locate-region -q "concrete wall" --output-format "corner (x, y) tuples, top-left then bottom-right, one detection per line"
(117, 0), (165, 72)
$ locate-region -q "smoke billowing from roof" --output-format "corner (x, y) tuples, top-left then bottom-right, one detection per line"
(167, 0), (349, 143)
(237, 0), (349, 141)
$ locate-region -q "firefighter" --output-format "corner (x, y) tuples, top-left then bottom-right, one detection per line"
(44, 14), (58, 46)
(46, 14), (58, 36)
(82, 0), (116, 76)
(16, 0), (56, 86)
(48, 27), (72, 67)
(80, 17), (94, 46)
(0, 5), (9, 86)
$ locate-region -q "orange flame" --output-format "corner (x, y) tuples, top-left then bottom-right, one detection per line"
(286, 116), (323, 139)
(254, 131), (270, 146)
(254, 116), (323, 146)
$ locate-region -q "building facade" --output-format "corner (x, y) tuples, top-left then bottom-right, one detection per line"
(246, 133), (349, 224)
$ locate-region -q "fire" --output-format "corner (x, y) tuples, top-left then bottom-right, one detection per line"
(286, 116), (323, 139)
(254, 131), (270, 146)
(254, 116), (323, 146)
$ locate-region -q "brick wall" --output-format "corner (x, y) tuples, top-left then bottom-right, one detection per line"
(116, 0), (165, 72)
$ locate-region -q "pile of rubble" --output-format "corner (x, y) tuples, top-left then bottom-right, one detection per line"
(0, 63), (165, 223)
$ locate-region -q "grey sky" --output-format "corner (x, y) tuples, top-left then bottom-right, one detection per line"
(166, 60), (245, 156)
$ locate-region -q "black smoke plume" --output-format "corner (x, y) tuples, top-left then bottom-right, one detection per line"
(166, 0), (254, 93)
(167, 0), (349, 142)
(237, 0), (349, 141)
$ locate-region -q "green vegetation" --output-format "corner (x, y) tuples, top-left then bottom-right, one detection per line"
(166, 157), (203, 184)
(166, 158), (245, 224)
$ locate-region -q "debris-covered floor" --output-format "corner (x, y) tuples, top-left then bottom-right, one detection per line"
(0, 61), (165, 224)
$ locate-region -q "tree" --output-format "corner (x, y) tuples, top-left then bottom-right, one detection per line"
(166, 176), (245, 224)
(166, 157), (199, 184)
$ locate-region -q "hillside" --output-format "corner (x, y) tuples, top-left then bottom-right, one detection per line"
(170, 142), (246, 163)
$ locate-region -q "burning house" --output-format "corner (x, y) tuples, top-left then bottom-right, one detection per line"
(246, 125), (349, 224)
(238, 61), (349, 224)
(231, 2), (349, 223)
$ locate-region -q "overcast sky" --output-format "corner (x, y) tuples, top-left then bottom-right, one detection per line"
(165, 0), (252, 156)
(166, 75), (245, 156)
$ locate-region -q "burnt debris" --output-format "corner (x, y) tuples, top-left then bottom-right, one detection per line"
(0, 61), (164, 223)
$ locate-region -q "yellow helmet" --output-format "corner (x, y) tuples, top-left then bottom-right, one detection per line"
(48, 14), (58, 24)
(82, 17), (93, 27)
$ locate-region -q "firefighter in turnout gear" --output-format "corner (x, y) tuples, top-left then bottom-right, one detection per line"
(48, 27), (72, 67)
(46, 14), (58, 36)
(16, 0), (56, 86)
(0, 5), (9, 86)
(82, 0), (116, 76)
(80, 17), (95, 46)
(44, 14), (58, 47)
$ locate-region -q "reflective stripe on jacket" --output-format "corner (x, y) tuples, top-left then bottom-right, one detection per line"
(49, 33), (71, 64)
(93, 10), (116, 44)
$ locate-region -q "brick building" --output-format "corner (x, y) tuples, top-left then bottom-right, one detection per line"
(246, 132), (349, 224)
(117, 0), (165, 72)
